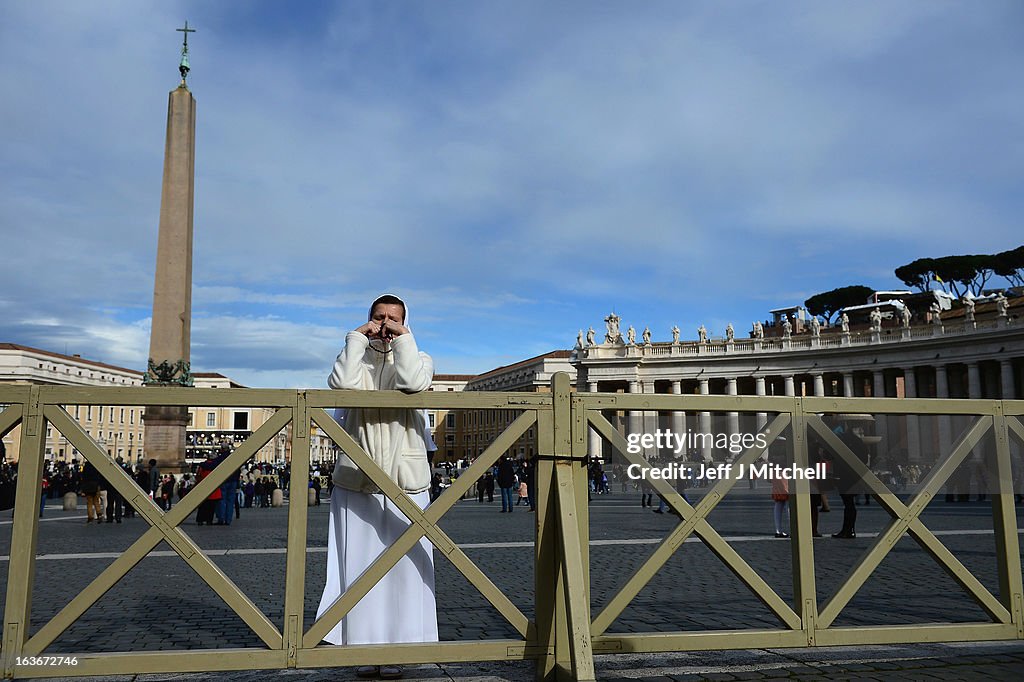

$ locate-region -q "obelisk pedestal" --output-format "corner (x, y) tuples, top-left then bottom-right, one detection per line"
(142, 83), (196, 473)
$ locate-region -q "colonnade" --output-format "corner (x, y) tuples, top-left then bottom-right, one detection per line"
(584, 357), (1021, 473)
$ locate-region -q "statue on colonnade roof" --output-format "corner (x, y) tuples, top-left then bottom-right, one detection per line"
(604, 313), (623, 344)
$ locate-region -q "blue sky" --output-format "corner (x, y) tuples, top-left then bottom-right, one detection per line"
(2, 1), (1022, 388)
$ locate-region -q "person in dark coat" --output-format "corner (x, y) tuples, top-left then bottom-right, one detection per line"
(476, 470), (486, 503)
(522, 458), (536, 511)
(80, 461), (103, 523)
(484, 470), (495, 503)
(496, 456), (516, 512)
(104, 457), (125, 523)
(829, 415), (869, 539)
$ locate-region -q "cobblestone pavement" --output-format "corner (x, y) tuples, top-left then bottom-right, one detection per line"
(2, 487), (1022, 680)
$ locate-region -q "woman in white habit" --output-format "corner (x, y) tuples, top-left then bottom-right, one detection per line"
(317, 294), (437, 679)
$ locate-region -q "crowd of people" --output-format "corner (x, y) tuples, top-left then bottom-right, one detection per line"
(0, 454), (342, 526)
(455, 455), (537, 512)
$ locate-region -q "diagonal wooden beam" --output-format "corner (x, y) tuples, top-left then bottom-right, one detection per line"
(164, 408), (296, 525)
(423, 410), (537, 513)
(809, 415), (1007, 627)
(305, 409), (533, 647)
(0, 404), (21, 439)
(1007, 415), (1024, 445)
(25, 526), (164, 655)
(589, 411), (800, 635)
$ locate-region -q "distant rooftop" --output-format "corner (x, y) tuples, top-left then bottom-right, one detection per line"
(434, 374), (475, 381)
(470, 350), (572, 383)
(0, 342), (142, 376)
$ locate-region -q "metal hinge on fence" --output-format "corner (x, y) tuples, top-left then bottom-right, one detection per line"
(533, 453), (590, 464)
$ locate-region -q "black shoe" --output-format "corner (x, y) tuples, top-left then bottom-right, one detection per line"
(652, 509), (664, 514)
(832, 531), (856, 539)
(775, 532), (790, 538)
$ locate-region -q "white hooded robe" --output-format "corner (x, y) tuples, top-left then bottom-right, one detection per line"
(316, 295), (438, 646)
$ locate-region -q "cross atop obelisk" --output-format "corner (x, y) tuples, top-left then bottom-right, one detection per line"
(176, 20), (195, 86)
(142, 23), (198, 472)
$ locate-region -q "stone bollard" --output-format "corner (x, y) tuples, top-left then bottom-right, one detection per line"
(308, 488), (317, 506)
(63, 492), (78, 511)
(271, 488), (284, 507)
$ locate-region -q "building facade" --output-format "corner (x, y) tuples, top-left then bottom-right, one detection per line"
(0, 344), (281, 465)
(571, 296), (1023, 468)
(427, 374), (473, 463)
(457, 351), (577, 464)
(185, 373), (286, 464)
(1, 343), (146, 463)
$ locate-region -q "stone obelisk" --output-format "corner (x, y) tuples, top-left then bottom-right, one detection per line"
(142, 22), (197, 473)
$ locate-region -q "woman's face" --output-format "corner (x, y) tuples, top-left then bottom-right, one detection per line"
(370, 302), (405, 325)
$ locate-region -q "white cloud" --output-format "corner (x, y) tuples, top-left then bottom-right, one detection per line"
(2, 1), (1022, 383)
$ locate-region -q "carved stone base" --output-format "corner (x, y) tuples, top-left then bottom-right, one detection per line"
(142, 406), (191, 473)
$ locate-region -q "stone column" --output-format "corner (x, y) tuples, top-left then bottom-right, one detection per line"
(967, 362), (982, 399)
(812, 373), (824, 397)
(784, 375), (795, 397)
(627, 380), (642, 448)
(143, 84), (197, 474)
(904, 367), (921, 464)
(642, 380), (658, 461)
(698, 378), (712, 463)
(755, 376), (767, 433)
(726, 378), (739, 451)
(670, 380), (686, 444)
(935, 364), (949, 399)
(843, 372), (855, 398)
(872, 369), (889, 461)
(588, 382), (601, 460)
(936, 365), (955, 499)
(966, 362), (984, 494)
(1001, 361), (1022, 493)
(873, 370), (885, 399)
(1001, 361), (1017, 400)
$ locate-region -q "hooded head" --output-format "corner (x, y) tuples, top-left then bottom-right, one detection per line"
(368, 293), (407, 326)
(335, 293), (435, 451)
